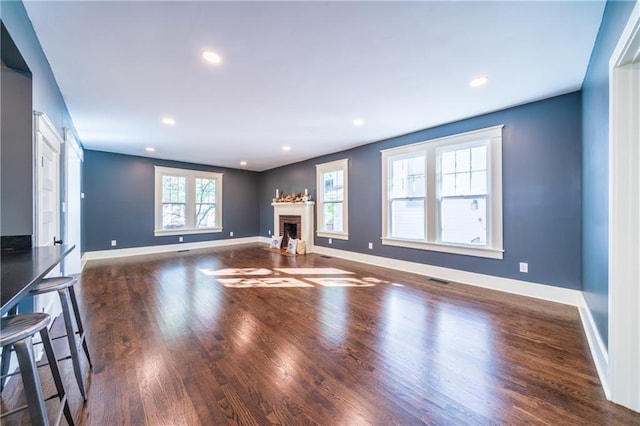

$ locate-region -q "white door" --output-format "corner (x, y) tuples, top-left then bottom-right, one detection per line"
(35, 112), (63, 316)
(64, 128), (83, 274)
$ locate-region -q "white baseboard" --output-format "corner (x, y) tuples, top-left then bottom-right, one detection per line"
(578, 294), (611, 399)
(81, 236), (264, 264)
(258, 236), (272, 244)
(312, 245), (582, 306)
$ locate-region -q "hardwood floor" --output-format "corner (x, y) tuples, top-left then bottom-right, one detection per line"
(2, 243), (639, 425)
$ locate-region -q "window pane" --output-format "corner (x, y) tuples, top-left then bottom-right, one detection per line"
(195, 178), (216, 204)
(163, 203), (186, 230)
(441, 151), (455, 174)
(455, 148), (471, 172)
(196, 204), (216, 228)
(162, 175), (186, 203)
(391, 199), (424, 239)
(440, 197), (486, 245)
(323, 202), (343, 232)
(441, 174), (455, 197)
(471, 146), (487, 171)
(390, 155), (425, 198)
(455, 172), (471, 195)
(470, 171), (487, 194)
(324, 170), (344, 202)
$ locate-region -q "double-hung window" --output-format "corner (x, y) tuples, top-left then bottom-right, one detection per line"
(381, 125), (503, 259)
(154, 166), (223, 235)
(316, 158), (349, 239)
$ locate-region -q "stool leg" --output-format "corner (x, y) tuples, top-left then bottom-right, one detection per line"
(0, 306), (18, 391)
(13, 337), (49, 426)
(68, 286), (92, 369)
(58, 288), (87, 401)
(0, 345), (11, 391)
(41, 327), (74, 426)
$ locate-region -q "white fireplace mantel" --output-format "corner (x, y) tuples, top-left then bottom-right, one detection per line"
(272, 202), (315, 252)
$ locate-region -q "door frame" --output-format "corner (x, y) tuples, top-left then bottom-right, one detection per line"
(608, 1), (640, 412)
(34, 111), (63, 317)
(63, 128), (83, 274)
(34, 111), (63, 248)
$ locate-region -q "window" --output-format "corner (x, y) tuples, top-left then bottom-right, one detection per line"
(154, 166), (222, 235)
(381, 125), (503, 259)
(316, 158), (349, 239)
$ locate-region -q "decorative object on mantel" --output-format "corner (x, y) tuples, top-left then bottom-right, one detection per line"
(273, 189), (311, 204)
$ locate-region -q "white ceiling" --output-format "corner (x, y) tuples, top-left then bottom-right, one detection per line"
(24, 1), (605, 171)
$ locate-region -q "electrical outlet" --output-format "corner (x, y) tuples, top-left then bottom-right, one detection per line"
(329, 238), (332, 244)
(519, 262), (528, 273)
(368, 242), (373, 250)
(179, 236), (183, 242)
(111, 240), (117, 247)
(230, 231), (234, 237)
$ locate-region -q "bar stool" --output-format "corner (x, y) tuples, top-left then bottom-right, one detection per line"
(28, 276), (92, 401)
(0, 313), (74, 425)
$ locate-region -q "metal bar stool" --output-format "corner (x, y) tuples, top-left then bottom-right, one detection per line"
(0, 313), (74, 425)
(28, 276), (92, 401)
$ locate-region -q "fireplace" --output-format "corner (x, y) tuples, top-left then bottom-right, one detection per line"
(272, 201), (315, 253)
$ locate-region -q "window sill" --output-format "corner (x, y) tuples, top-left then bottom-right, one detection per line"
(154, 227), (222, 237)
(316, 231), (349, 240)
(381, 238), (503, 259)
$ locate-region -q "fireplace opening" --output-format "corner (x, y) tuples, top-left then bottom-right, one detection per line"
(282, 222), (298, 248)
(279, 215), (301, 248)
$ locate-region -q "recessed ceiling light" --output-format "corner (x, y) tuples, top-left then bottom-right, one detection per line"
(353, 119), (364, 126)
(162, 117), (175, 125)
(240, 161), (247, 166)
(282, 145), (291, 151)
(469, 76), (489, 88)
(145, 147), (155, 152)
(202, 51), (222, 64)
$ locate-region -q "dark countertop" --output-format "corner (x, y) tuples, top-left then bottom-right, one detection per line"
(1, 244), (75, 315)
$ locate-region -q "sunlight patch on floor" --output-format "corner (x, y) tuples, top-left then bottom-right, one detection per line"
(205, 266), (394, 288)
(200, 268), (273, 276)
(217, 277), (313, 288)
(274, 268), (355, 275)
(307, 277), (376, 287)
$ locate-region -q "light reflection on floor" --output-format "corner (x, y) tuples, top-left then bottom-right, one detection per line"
(200, 267), (390, 289)
(434, 303), (494, 417)
(200, 267), (273, 276)
(274, 268), (354, 275)
(319, 287), (347, 345)
(307, 277), (376, 287)
(218, 277), (313, 288)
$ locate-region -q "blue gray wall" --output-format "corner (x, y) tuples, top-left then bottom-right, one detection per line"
(83, 150), (260, 251)
(581, 0), (636, 348)
(261, 92), (583, 290)
(1, 58), (33, 236)
(1, 3), (81, 237)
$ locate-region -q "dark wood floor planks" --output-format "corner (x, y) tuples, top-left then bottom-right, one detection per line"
(1, 243), (639, 425)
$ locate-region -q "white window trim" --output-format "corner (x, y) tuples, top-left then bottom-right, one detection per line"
(316, 158), (349, 240)
(381, 125), (503, 259)
(154, 166), (223, 236)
